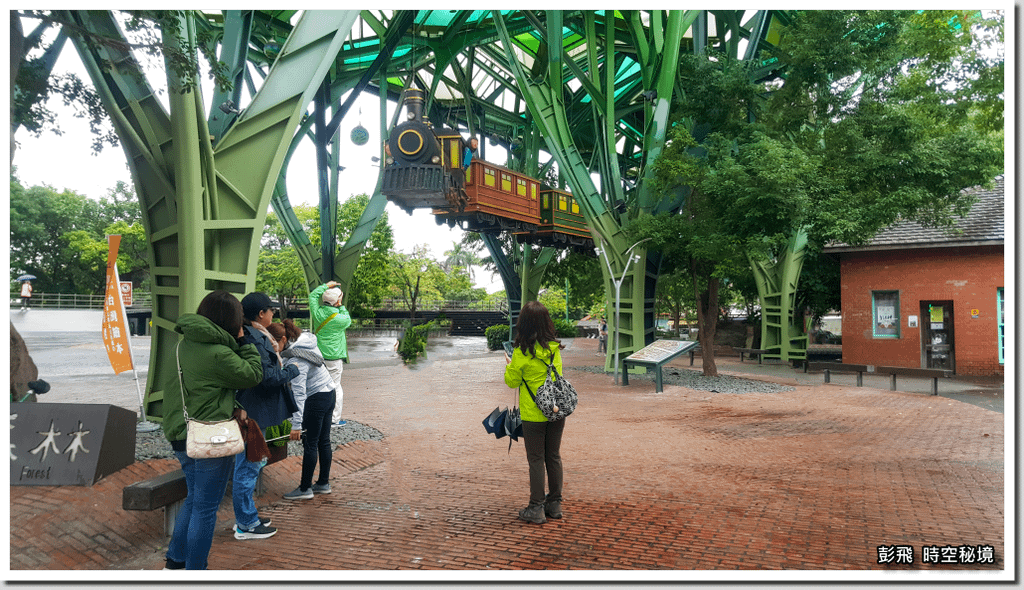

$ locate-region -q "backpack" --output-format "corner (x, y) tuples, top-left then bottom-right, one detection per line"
(523, 356), (578, 421)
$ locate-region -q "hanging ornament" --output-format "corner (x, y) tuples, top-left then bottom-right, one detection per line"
(350, 107), (369, 145)
(263, 39), (281, 59)
(351, 124), (369, 146)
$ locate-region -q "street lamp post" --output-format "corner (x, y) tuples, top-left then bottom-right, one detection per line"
(595, 238), (651, 385)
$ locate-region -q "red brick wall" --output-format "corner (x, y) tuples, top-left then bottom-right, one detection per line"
(839, 245), (1004, 376)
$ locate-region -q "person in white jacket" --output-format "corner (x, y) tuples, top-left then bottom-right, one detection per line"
(269, 319), (336, 501)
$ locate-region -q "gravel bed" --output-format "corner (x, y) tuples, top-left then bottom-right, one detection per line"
(133, 421), (384, 463)
(571, 365), (795, 395)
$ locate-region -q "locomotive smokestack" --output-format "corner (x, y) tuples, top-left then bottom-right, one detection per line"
(403, 88), (425, 122)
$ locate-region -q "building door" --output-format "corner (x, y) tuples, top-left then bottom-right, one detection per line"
(920, 301), (954, 371)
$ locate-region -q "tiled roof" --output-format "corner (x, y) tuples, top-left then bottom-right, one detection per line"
(825, 176), (1004, 252)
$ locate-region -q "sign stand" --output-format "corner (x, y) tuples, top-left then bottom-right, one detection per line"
(620, 339), (700, 393)
(104, 235), (160, 433)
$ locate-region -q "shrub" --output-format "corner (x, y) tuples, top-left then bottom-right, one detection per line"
(485, 324), (510, 350)
(553, 319), (579, 338)
(397, 320), (436, 363)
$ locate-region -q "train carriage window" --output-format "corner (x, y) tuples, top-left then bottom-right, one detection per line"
(501, 173), (512, 192)
(517, 178), (527, 197)
(531, 183), (538, 200)
(558, 195), (567, 211)
(571, 197), (579, 214)
(542, 193), (550, 209)
(485, 168), (496, 187)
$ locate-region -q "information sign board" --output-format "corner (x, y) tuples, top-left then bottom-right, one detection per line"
(624, 339), (699, 364)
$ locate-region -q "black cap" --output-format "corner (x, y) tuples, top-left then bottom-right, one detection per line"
(241, 292), (275, 320)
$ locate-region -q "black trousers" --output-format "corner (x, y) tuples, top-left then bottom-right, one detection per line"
(300, 389), (336, 489)
(522, 419), (565, 506)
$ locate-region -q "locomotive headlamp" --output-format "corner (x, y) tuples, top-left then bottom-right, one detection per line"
(407, 111), (416, 120)
(386, 156), (394, 165)
(431, 156), (441, 163)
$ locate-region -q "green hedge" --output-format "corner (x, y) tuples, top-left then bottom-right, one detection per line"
(553, 319), (579, 338)
(397, 320), (437, 363)
(485, 324), (510, 351)
(487, 320), (579, 350)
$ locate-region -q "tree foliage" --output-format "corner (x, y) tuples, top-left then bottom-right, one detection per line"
(539, 251), (604, 320)
(256, 196), (395, 318)
(637, 10), (1003, 375)
(11, 10), (235, 157)
(9, 173), (147, 293)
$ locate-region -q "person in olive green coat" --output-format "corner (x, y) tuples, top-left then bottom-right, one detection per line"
(503, 301), (567, 525)
(161, 290), (263, 570)
(308, 281), (352, 424)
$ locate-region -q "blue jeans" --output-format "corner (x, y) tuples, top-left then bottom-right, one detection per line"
(167, 450), (234, 570)
(232, 452), (268, 530)
(300, 390), (336, 490)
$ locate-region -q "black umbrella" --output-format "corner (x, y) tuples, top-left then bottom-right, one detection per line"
(16, 274), (35, 282)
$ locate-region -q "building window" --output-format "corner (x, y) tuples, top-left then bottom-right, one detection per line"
(998, 287), (1004, 364)
(872, 291), (900, 338)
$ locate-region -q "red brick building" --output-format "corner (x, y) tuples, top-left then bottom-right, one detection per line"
(824, 176), (1005, 376)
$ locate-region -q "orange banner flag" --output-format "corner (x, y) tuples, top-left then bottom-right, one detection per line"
(102, 235), (133, 375)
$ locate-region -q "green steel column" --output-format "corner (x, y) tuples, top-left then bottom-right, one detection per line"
(63, 10), (359, 421)
(750, 227), (809, 362)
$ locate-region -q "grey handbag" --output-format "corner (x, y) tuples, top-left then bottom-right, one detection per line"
(523, 356), (578, 421)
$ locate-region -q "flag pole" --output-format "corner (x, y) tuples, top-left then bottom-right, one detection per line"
(105, 235), (160, 433)
(114, 262), (160, 433)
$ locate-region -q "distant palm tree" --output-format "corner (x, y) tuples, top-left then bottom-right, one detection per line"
(443, 241), (482, 281)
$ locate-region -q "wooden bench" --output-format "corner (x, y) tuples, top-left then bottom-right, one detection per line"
(734, 347), (768, 363)
(875, 365), (954, 396)
(807, 362), (952, 395)
(123, 445), (287, 536)
(807, 362), (870, 386)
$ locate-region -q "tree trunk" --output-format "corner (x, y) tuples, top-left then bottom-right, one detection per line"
(277, 292), (290, 320)
(693, 270), (721, 377)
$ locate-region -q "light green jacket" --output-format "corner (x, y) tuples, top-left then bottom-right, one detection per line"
(503, 341), (562, 422)
(309, 283), (353, 361)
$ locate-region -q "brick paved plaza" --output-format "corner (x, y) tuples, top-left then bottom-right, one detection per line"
(9, 336), (1009, 583)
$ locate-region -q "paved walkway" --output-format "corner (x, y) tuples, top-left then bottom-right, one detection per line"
(8, 323), (1009, 582)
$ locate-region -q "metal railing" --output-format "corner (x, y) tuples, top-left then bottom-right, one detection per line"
(9, 292), (507, 313)
(10, 291), (153, 309)
(375, 298), (507, 312)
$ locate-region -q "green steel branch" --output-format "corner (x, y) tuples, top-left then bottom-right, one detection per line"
(749, 227), (809, 362)
(207, 10), (253, 141)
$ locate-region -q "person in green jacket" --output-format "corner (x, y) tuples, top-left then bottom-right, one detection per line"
(503, 301), (567, 524)
(309, 281), (352, 425)
(161, 290), (263, 570)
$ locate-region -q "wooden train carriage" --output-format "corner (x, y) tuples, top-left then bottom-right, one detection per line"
(432, 160), (540, 233)
(515, 188), (594, 252)
(382, 125), (469, 214)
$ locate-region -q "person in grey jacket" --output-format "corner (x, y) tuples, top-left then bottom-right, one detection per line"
(273, 319), (336, 501)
